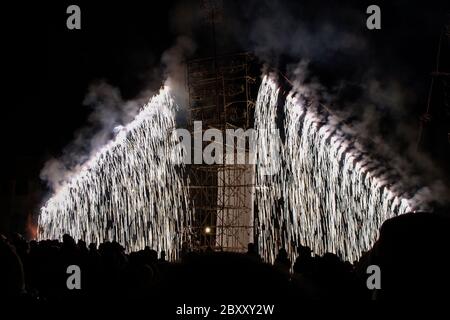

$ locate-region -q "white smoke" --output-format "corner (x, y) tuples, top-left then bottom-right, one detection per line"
(40, 35), (196, 193)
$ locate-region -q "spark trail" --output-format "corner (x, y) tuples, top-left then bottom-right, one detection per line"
(255, 76), (416, 263)
(254, 77), (283, 264)
(38, 87), (191, 260)
(38, 76), (421, 264)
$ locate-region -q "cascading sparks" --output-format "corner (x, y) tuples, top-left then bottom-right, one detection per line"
(38, 75), (420, 264)
(38, 87), (191, 260)
(254, 77), (283, 264)
(255, 76), (415, 263)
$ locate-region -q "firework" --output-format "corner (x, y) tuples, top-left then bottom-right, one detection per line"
(255, 76), (413, 263)
(38, 87), (191, 260)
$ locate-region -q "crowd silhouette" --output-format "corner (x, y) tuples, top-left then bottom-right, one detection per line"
(1, 211), (449, 304)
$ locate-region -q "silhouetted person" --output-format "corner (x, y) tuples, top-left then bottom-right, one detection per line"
(0, 235), (25, 297)
(159, 250), (166, 263)
(180, 241), (190, 260)
(293, 245), (313, 275)
(62, 234), (76, 249)
(247, 242), (256, 255)
(363, 212), (450, 301)
(246, 242), (261, 262)
(275, 248), (291, 273)
(148, 248), (158, 264)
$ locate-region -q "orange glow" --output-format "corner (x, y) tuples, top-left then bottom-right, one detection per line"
(26, 214), (38, 240)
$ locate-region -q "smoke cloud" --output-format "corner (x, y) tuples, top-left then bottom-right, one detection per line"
(162, 36), (196, 122)
(40, 0), (449, 207)
(41, 35), (196, 192)
(284, 58), (450, 207)
(226, 0), (449, 207)
(40, 81), (144, 191)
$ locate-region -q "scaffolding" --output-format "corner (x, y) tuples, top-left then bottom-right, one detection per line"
(187, 52), (257, 252)
(417, 22), (450, 149)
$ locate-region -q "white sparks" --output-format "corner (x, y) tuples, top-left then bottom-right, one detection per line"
(38, 76), (420, 265)
(255, 76), (414, 263)
(38, 88), (192, 260)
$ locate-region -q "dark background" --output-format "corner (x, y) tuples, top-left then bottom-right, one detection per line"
(1, 0), (449, 236)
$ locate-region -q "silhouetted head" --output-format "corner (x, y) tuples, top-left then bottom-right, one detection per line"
(77, 239), (87, 249)
(62, 234), (75, 247)
(278, 248), (288, 258)
(322, 252), (341, 264)
(297, 245), (312, 258)
(149, 249), (158, 262)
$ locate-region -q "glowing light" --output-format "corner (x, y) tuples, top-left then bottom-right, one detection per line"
(38, 75), (422, 265)
(255, 76), (415, 263)
(38, 87), (192, 261)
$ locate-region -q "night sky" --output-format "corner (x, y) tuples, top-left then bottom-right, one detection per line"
(1, 0), (449, 235)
